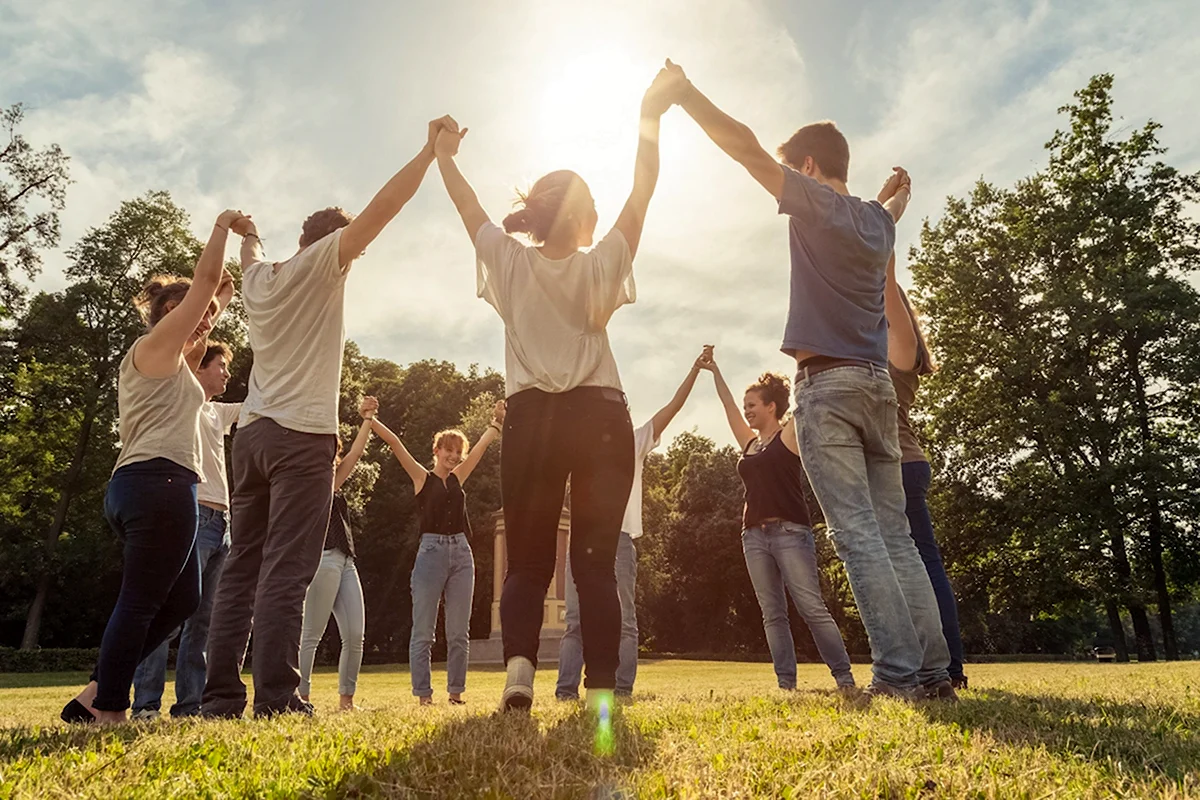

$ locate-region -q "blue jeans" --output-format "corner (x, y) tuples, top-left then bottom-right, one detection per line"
(299, 548), (365, 697)
(742, 521), (854, 689)
(794, 366), (950, 690)
(410, 533), (475, 697)
(556, 532), (638, 698)
(93, 459), (202, 712)
(903, 461), (966, 680)
(132, 505), (230, 716)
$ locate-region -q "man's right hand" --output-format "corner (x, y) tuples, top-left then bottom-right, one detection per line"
(231, 215), (257, 237)
(359, 395), (379, 419)
(877, 167), (911, 204)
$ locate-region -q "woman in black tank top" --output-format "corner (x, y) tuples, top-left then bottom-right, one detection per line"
(699, 350), (854, 691)
(370, 401), (505, 705)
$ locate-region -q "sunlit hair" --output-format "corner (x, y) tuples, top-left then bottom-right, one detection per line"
(432, 429), (469, 459)
(200, 340), (232, 370)
(335, 438), (345, 467)
(300, 207), (354, 248)
(777, 121), (850, 182)
(502, 170), (590, 245)
(746, 372), (791, 420)
(134, 275), (191, 328)
(899, 288), (938, 375)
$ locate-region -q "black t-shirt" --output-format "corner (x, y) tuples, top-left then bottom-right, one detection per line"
(736, 432), (813, 530)
(324, 492), (355, 557)
(416, 471), (470, 535)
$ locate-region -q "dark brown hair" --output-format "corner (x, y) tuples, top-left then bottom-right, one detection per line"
(300, 207), (355, 248)
(899, 288), (937, 376)
(746, 372), (790, 419)
(200, 340), (232, 370)
(777, 121), (850, 182)
(502, 170), (589, 244)
(135, 275), (191, 327)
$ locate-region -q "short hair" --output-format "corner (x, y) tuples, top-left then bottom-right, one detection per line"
(777, 121), (850, 182)
(746, 372), (791, 420)
(200, 340), (232, 370)
(134, 275), (191, 327)
(432, 429), (469, 454)
(502, 170), (590, 245)
(300, 207), (355, 248)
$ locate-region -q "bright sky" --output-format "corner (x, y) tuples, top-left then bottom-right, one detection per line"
(4, 0), (1199, 447)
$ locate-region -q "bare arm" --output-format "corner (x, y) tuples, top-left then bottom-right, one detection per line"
(612, 72), (672, 258)
(649, 354), (705, 440)
(338, 119), (450, 268)
(704, 360), (755, 450)
(781, 416), (800, 456)
(234, 216), (264, 271)
(878, 166), (912, 223)
(134, 210), (242, 378)
(370, 418), (428, 493)
(453, 401), (505, 484)
(668, 61), (784, 200)
(435, 125), (491, 242)
(334, 419), (372, 491)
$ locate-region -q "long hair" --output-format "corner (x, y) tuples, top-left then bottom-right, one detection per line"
(899, 287), (937, 375)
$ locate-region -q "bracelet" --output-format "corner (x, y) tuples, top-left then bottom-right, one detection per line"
(215, 223), (229, 232)
(243, 232), (261, 241)
(488, 422), (502, 433)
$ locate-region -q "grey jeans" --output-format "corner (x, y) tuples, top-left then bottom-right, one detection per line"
(299, 548), (364, 697)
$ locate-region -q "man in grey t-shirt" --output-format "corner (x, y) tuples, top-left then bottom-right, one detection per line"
(661, 60), (952, 700)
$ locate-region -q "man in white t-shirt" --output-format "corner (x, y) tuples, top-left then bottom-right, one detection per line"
(202, 117), (454, 719)
(131, 341), (240, 719)
(555, 350), (709, 699)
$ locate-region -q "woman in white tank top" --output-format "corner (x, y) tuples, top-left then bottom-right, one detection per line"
(62, 209), (246, 725)
(431, 66), (689, 712)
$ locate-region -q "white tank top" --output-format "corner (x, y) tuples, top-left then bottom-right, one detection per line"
(111, 336), (206, 478)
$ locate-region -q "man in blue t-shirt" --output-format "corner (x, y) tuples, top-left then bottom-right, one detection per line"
(662, 60), (953, 700)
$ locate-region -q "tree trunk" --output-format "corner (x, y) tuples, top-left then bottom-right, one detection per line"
(19, 401), (97, 650)
(1126, 341), (1178, 659)
(1103, 597), (1130, 662)
(1100, 481), (1157, 663)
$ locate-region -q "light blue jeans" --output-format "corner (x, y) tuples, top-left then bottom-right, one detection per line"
(410, 533), (475, 697)
(556, 531), (638, 698)
(132, 505), (230, 716)
(299, 548), (365, 697)
(741, 521), (854, 689)
(794, 365), (950, 690)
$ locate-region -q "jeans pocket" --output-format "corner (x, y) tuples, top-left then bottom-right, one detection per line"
(800, 395), (862, 448)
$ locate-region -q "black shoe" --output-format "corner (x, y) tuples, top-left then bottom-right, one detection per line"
(950, 675), (968, 691)
(254, 697), (314, 719)
(448, 698), (467, 706)
(922, 680), (959, 703)
(61, 698), (97, 724)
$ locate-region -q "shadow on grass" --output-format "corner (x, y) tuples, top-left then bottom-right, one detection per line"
(920, 688), (1200, 782)
(306, 706), (656, 800)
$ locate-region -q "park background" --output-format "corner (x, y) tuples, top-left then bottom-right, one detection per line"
(2, 0), (1200, 669)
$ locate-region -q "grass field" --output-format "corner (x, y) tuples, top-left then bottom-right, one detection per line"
(1, 660), (1198, 798)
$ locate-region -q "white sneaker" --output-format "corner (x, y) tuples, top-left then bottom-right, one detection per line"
(131, 708), (160, 722)
(500, 656), (535, 712)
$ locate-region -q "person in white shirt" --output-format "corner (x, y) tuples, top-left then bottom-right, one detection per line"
(202, 118), (455, 719)
(131, 341), (241, 719)
(555, 349), (710, 700)
(434, 67), (686, 712)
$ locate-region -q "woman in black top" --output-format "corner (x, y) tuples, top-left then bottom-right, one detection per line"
(700, 350), (854, 690)
(298, 396), (377, 711)
(371, 401), (505, 705)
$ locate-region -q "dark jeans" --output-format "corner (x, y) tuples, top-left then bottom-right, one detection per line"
(902, 461), (966, 680)
(93, 458), (201, 712)
(132, 505), (230, 716)
(500, 387), (634, 690)
(202, 418), (337, 717)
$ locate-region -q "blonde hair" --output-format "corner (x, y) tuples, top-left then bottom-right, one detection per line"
(432, 429), (469, 458)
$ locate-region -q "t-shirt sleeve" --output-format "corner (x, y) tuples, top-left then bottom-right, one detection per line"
(216, 402), (243, 434)
(475, 222), (525, 319)
(777, 165), (836, 224)
(584, 228), (636, 328)
(634, 420), (660, 462)
(305, 228), (349, 283)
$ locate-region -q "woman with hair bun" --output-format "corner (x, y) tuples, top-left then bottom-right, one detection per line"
(61, 209), (245, 724)
(698, 348), (855, 692)
(432, 65), (687, 711)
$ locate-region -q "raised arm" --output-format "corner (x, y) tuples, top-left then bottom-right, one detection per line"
(885, 252), (919, 372)
(877, 166), (912, 223)
(233, 216), (264, 271)
(435, 121), (491, 241)
(337, 117), (450, 268)
(666, 60), (784, 201)
(370, 417), (428, 493)
(699, 352), (755, 450)
(453, 400), (505, 484)
(135, 209), (243, 379)
(334, 396), (378, 491)
(611, 69), (675, 258)
(649, 348), (708, 440)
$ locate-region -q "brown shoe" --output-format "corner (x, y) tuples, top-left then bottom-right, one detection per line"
(922, 680), (959, 702)
(950, 675), (968, 691)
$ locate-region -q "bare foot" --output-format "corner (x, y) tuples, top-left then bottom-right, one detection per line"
(338, 695), (356, 712)
(418, 696), (433, 706)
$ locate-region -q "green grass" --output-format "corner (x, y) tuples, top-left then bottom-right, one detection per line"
(1, 660), (1199, 798)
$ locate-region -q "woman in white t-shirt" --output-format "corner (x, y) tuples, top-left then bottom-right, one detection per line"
(433, 67), (686, 711)
(62, 209), (244, 725)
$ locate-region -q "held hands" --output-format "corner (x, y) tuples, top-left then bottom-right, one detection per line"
(642, 59), (692, 117)
(490, 400), (506, 429)
(430, 115), (468, 159)
(216, 209), (249, 232)
(695, 344), (716, 372)
(359, 395), (379, 420)
(877, 167), (912, 205)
